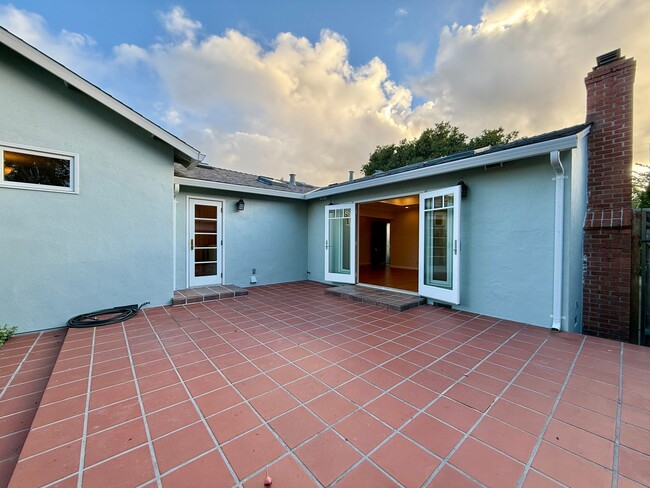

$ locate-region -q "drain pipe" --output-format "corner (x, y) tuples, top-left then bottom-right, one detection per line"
(550, 150), (565, 332)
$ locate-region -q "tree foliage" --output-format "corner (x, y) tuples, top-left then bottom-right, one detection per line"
(633, 164), (650, 208)
(362, 122), (519, 176)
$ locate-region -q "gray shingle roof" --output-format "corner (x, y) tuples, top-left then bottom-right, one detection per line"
(174, 163), (317, 194)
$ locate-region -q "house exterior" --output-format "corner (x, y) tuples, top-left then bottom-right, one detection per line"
(0, 27), (637, 341)
(0, 28), (201, 332)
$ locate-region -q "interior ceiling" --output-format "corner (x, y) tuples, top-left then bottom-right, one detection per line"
(377, 195), (419, 207)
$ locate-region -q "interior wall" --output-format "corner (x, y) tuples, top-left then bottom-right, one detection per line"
(390, 207), (419, 269)
(358, 216), (373, 265)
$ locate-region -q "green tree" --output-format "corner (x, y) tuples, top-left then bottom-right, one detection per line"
(362, 122), (518, 176)
(633, 164), (650, 208)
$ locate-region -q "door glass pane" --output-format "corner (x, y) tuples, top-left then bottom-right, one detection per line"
(195, 205), (217, 218)
(195, 262), (217, 277)
(195, 233), (217, 247)
(195, 249), (217, 262)
(328, 213), (351, 275)
(195, 219), (217, 232)
(424, 207), (453, 289)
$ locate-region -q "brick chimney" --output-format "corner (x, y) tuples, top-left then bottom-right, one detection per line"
(582, 49), (636, 341)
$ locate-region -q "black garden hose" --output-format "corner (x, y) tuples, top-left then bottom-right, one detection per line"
(66, 302), (150, 328)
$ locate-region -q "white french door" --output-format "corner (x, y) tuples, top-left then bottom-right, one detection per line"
(419, 186), (461, 304)
(188, 198), (223, 287)
(324, 204), (356, 283)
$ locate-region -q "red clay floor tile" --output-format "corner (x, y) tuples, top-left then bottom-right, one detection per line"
(162, 450), (236, 488)
(207, 403), (263, 443)
(153, 422), (215, 474)
(401, 412), (463, 458)
(307, 391), (356, 424)
(242, 454), (318, 488)
(222, 425), (285, 481)
(269, 406), (325, 448)
(371, 434), (440, 487)
(295, 430), (361, 486)
(450, 437), (523, 487)
(334, 409), (393, 454)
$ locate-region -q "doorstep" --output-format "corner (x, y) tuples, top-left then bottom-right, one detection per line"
(325, 284), (426, 311)
(172, 284), (248, 305)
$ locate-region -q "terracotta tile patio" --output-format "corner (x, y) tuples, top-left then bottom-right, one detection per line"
(3, 281), (650, 487)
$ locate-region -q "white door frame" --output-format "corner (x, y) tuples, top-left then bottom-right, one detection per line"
(324, 203), (356, 284)
(187, 197), (223, 287)
(418, 186), (461, 304)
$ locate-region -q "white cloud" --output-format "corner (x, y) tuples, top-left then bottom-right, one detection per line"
(395, 8), (408, 17)
(0, 5), (102, 76)
(146, 27), (426, 184)
(113, 43), (148, 65)
(158, 6), (201, 42)
(412, 0), (650, 165)
(1, 2), (648, 186)
(163, 108), (182, 126)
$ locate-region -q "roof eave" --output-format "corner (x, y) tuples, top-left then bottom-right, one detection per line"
(305, 130), (588, 199)
(174, 176), (307, 199)
(0, 28), (201, 164)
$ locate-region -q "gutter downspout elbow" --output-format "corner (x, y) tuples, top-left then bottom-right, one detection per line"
(550, 150), (565, 332)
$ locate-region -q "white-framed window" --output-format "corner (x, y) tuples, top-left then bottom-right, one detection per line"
(1, 142), (79, 194)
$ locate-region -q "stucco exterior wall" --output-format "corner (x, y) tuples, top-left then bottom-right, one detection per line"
(0, 45), (175, 332)
(175, 188), (308, 289)
(308, 152), (579, 328)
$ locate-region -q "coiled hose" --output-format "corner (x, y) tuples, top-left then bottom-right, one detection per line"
(66, 302), (150, 328)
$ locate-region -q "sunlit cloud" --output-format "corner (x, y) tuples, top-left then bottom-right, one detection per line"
(1, 1), (648, 186)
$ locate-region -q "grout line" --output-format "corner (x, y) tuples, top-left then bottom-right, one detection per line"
(340, 321), (538, 487)
(139, 314), (241, 487)
(611, 341), (624, 488)
(0, 332), (43, 401)
(76, 328), (95, 488)
(41, 287), (565, 488)
(515, 335), (587, 488)
(167, 315), (325, 486)
(121, 322), (163, 488)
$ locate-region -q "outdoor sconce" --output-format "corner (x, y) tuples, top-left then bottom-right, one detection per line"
(236, 198), (245, 211)
(457, 178), (468, 198)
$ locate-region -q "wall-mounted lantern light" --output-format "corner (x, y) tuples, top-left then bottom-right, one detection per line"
(236, 198), (245, 211)
(457, 178), (468, 198)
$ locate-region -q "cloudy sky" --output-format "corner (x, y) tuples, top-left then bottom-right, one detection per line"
(1, 1), (648, 185)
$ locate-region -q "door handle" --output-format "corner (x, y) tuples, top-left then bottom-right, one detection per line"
(454, 240), (457, 255)
(325, 240), (329, 250)
(190, 239), (194, 251)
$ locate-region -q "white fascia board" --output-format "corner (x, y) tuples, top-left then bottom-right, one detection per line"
(174, 176), (307, 200)
(304, 133), (581, 200)
(0, 28), (201, 164)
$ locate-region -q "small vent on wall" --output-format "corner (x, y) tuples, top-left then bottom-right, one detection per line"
(596, 49), (621, 67)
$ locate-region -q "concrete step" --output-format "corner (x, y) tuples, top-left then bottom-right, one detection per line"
(325, 285), (426, 311)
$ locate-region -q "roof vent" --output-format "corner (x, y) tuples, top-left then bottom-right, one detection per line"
(257, 176), (273, 185)
(289, 173), (296, 185)
(596, 49), (622, 67)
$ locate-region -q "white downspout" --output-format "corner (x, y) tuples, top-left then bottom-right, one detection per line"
(550, 150), (565, 331)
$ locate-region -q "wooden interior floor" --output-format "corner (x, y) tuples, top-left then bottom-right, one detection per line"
(358, 264), (418, 292)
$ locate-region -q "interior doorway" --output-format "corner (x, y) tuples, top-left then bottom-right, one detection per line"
(358, 196), (419, 292)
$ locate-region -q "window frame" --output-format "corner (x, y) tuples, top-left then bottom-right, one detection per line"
(0, 141), (79, 194)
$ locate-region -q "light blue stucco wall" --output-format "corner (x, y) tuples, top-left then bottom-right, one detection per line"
(308, 152), (582, 328)
(0, 45), (175, 332)
(175, 187), (308, 289)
